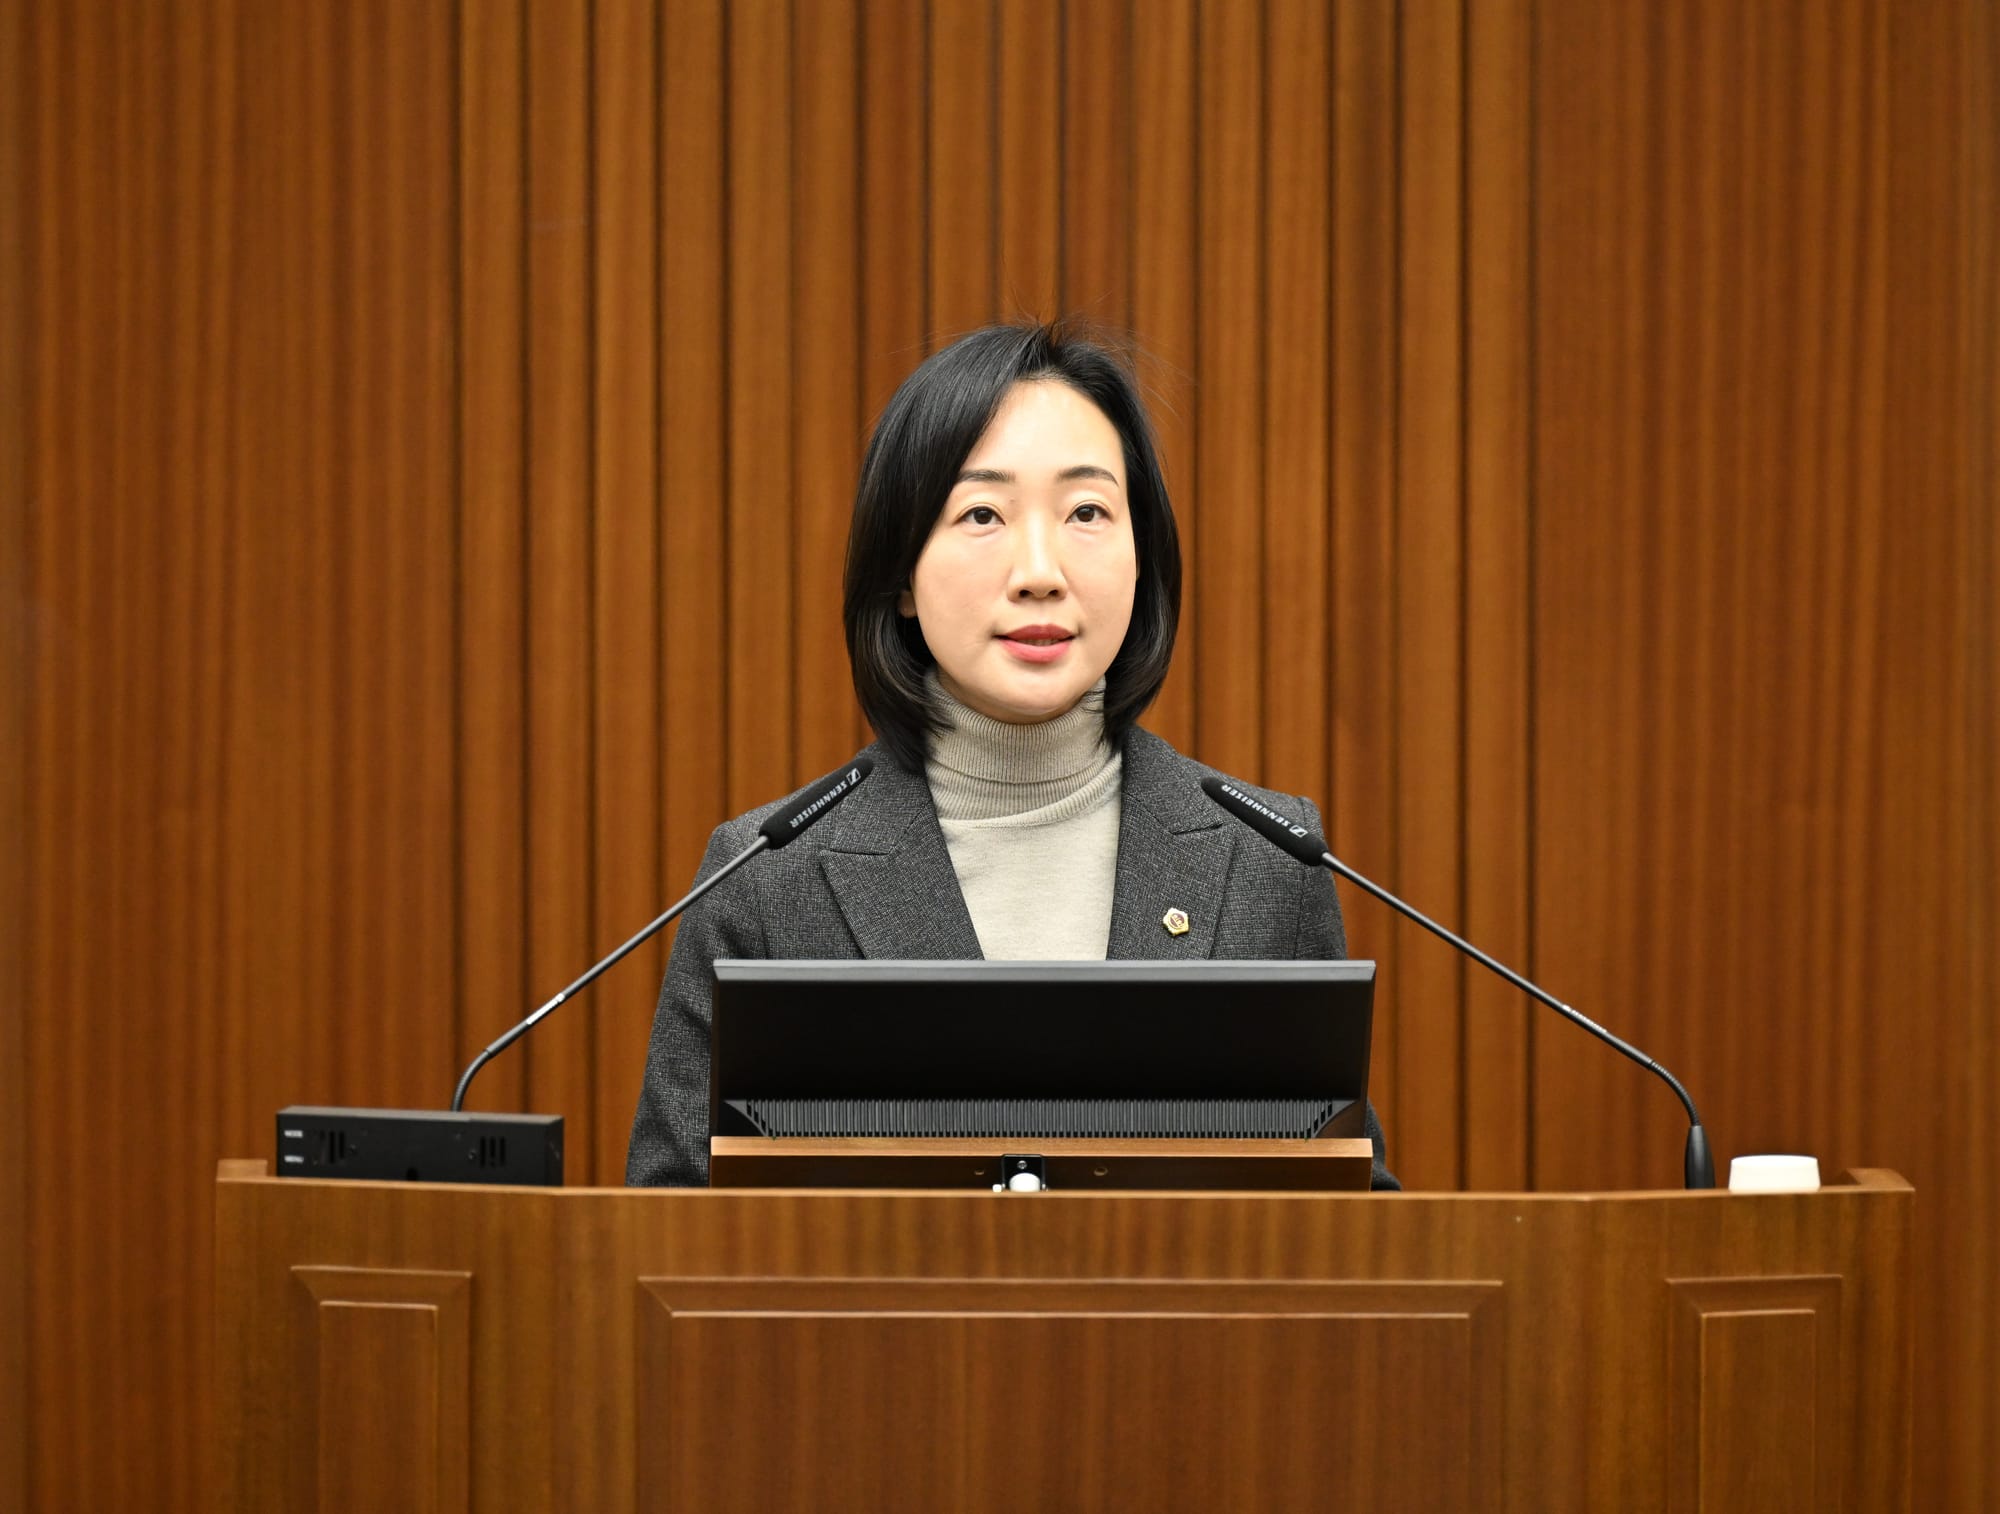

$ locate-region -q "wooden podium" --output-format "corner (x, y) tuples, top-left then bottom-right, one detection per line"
(214, 1160), (1912, 1513)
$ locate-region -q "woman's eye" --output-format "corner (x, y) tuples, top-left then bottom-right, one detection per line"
(1071, 502), (1108, 523)
(963, 505), (1001, 526)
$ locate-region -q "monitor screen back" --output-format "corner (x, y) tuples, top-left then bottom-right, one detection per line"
(709, 959), (1376, 1140)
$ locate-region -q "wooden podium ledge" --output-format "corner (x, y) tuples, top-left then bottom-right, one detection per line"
(216, 1154), (1911, 1199)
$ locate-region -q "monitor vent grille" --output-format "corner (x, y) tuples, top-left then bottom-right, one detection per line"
(731, 1097), (1344, 1141)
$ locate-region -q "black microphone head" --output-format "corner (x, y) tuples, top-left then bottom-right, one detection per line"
(1199, 774), (1329, 866)
(758, 756), (875, 849)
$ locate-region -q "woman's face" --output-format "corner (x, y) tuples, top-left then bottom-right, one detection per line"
(900, 380), (1138, 725)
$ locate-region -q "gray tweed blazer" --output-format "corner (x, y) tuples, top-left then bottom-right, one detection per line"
(625, 726), (1399, 1190)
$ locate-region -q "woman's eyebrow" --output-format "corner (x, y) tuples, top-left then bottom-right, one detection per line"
(1056, 464), (1122, 485)
(954, 464), (1122, 485)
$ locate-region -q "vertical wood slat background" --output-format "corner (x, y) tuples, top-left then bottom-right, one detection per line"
(0, 0), (25, 1504)
(0, 1), (1993, 1511)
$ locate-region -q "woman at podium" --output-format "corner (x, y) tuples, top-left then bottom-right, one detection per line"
(627, 321), (1396, 1190)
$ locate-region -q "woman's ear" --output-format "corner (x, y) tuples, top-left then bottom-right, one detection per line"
(897, 588), (916, 618)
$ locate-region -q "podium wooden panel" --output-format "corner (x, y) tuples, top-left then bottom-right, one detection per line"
(214, 1161), (1912, 1513)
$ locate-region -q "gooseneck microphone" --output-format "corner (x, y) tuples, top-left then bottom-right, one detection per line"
(450, 756), (875, 1112)
(1201, 774), (1715, 1189)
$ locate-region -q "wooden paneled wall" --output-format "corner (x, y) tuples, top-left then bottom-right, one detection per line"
(2, 0), (1993, 1509)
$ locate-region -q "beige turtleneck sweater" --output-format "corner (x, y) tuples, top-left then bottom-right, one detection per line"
(924, 676), (1124, 960)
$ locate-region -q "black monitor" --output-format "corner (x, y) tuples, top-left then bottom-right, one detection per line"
(710, 959), (1375, 1143)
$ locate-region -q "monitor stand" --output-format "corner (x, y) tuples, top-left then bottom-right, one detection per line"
(708, 1135), (1374, 1191)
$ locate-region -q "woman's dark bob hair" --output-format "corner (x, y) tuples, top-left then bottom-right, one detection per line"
(843, 320), (1182, 771)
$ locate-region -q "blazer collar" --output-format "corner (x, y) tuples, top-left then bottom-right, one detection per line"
(818, 746), (985, 959)
(1103, 728), (1236, 960)
(817, 731), (1237, 962)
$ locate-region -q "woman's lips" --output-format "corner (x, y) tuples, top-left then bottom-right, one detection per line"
(998, 627), (1074, 665)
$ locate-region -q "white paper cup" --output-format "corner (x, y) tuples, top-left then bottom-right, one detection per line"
(1728, 1154), (1822, 1193)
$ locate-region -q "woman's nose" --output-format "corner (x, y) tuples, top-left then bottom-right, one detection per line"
(1010, 520), (1066, 599)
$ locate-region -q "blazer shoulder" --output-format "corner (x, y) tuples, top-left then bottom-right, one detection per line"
(698, 740), (922, 865)
(1123, 726), (1323, 833)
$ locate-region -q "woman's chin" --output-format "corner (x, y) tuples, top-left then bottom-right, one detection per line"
(994, 700), (1076, 725)
(948, 670), (1091, 725)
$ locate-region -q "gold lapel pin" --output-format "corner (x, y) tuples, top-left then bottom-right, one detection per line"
(1162, 907), (1191, 937)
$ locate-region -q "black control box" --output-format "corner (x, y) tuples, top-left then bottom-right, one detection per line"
(275, 1106), (563, 1186)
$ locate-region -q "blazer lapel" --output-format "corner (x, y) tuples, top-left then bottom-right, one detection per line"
(1105, 729), (1236, 959)
(818, 752), (985, 960)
